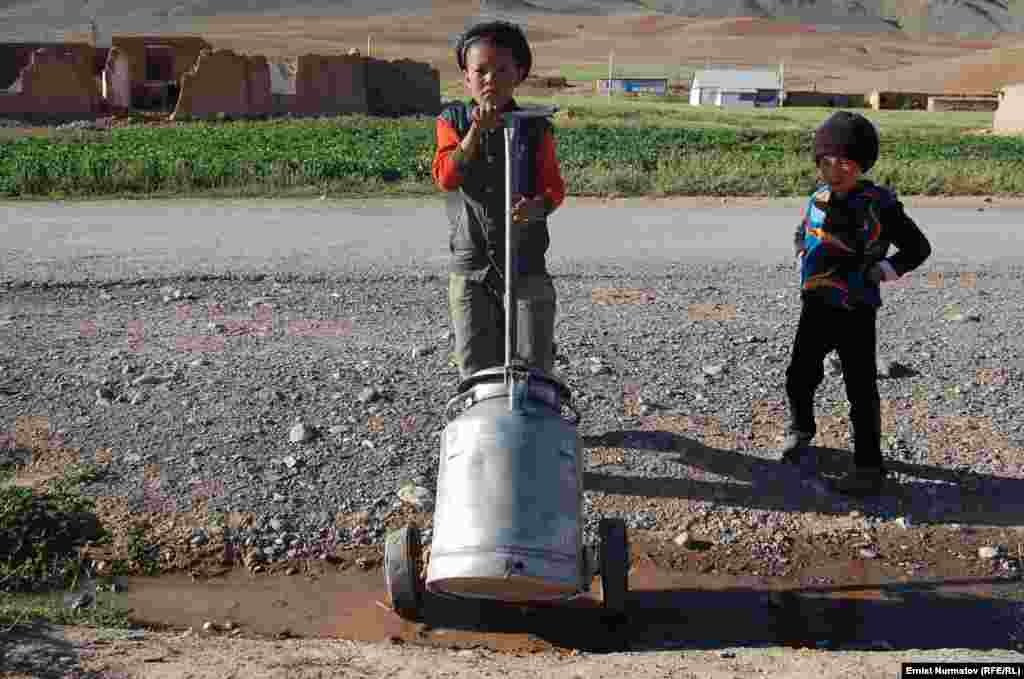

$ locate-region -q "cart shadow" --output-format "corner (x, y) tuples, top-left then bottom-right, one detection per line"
(581, 430), (1024, 527)
(415, 576), (1024, 653)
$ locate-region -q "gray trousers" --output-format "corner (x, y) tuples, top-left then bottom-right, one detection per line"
(448, 271), (556, 380)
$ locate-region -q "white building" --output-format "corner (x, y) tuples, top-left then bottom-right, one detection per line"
(689, 68), (783, 108)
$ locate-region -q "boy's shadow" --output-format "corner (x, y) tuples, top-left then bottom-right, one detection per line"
(581, 430), (1024, 525)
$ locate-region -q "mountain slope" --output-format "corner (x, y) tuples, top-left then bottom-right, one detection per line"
(1, 0), (1022, 42)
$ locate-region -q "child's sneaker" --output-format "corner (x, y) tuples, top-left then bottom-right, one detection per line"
(779, 430), (813, 465)
(829, 465), (887, 496)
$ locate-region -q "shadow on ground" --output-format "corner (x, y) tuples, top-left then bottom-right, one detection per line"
(412, 574), (1024, 653)
(0, 620), (111, 679)
(582, 430), (1024, 526)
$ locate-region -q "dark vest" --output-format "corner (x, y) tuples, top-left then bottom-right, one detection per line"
(439, 100), (552, 280)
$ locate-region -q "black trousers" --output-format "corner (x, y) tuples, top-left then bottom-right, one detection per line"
(785, 298), (883, 469)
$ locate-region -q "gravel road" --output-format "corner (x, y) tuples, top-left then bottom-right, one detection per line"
(2, 193), (1024, 592)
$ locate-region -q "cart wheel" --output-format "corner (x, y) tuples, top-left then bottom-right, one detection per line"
(599, 518), (629, 615)
(385, 524), (423, 620)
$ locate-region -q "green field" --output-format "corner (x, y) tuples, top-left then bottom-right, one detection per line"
(1, 97), (1021, 200)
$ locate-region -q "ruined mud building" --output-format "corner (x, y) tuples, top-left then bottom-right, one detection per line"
(0, 35), (440, 122)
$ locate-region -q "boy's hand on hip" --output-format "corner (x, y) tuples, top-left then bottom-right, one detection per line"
(865, 263), (883, 285)
(511, 195), (547, 224)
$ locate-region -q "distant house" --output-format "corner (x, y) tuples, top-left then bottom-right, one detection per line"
(689, 68), (782, 108)
(994, 82), (1024, 133)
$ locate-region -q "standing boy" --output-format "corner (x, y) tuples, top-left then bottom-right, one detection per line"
(432, 20), (566, 382)
(783, 111), (932, 496)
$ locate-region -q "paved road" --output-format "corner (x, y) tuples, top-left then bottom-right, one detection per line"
(2, 196), (1022, 282)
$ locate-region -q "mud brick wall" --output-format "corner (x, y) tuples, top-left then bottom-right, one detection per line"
(927, 96), (999, 112)
(269, 59), (297, 115)
(783, 91), (867, 108)
(293, 54), (368, 116)
(110, 36), (209, 85)
(0, 42), (95, 89)
(995, 83), (1024, 133)
(172, 49), (271, 119)
(102, 47), (132, 111)
(365, 57), (440, 116)
(109, 36), (209, 105)
(0, 46), (101, 121)
(869, 91), (935, 110)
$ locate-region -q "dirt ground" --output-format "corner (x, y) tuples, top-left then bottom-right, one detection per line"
(5, 625), (1022, 679)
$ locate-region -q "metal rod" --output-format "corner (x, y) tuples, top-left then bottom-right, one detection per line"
(504, 123), (514, 370)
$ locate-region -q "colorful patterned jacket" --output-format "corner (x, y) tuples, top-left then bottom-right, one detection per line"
(794, 179), (932, 309)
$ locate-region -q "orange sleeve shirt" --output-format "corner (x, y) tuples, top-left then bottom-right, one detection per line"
(431, 117), (566, 211)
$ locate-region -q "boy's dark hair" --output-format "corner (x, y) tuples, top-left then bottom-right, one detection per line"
(455, 20), (532, 78)
(814, 111), (880, 173)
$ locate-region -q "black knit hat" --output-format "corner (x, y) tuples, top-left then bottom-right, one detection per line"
(455, 20), (532, 79)
(813, 111), (880, 173)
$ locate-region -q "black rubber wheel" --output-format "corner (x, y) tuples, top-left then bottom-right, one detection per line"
(599, 518), (629, 614)
(384, 524), (423, 620)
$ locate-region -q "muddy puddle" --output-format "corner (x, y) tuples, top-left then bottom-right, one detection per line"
(118, 560), (1024, 654)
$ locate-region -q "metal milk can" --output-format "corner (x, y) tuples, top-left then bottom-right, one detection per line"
(425, 365), (584, 601)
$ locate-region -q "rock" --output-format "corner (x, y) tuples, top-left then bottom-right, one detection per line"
(978, 546), (1000, 559)
(289, 423), (315, 443)
(858, 548), (879, 560)
(673, 531), (691, 548)
(203, 621), (216, 632)
(398, 484), (433, 510)
(358, 386), (381, 403)
(411, 345), (434, 358)
(702, 364), (724, 377)
(223, 620), (236, 631)
(66, 592), (94, 612)
(270, 518), (283, 531)
(132, 373), (170, 387)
